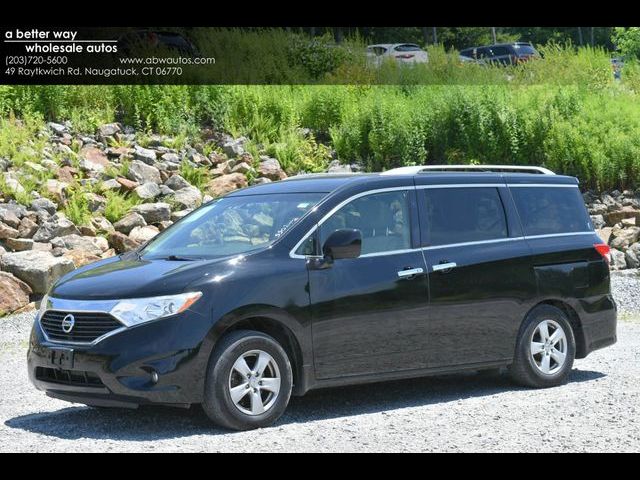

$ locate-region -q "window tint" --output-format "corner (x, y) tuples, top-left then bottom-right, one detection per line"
(423, 188), (508, 246)
(488, 46), (511, 57)
(319, 191), (412, 255)
(511, 187), (592, 236)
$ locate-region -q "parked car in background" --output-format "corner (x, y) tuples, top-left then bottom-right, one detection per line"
(366, 43), (429, 66)
(459, 42), (539, 65)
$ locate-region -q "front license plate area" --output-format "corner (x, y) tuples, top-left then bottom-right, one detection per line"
(48, 348), (74, 369)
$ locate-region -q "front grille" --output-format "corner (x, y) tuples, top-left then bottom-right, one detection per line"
(40, 310), (124, 343)
(35, 367), (104, 387)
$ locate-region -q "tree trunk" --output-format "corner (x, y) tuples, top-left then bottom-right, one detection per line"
(577, 27), (583, 45)
(422, 27), (429, 45)
(432, 27), (438, 44)
(333, 27), (343, 44)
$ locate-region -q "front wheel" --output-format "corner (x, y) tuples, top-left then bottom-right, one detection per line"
(509, 305), (576, 388)
(202, 330), (293, 431)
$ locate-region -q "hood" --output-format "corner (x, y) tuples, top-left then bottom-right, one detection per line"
(50, 252), (244, 300)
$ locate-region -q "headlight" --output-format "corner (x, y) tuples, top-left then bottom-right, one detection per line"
(37, 294), (49, 319)
(110, 292), (203, 327)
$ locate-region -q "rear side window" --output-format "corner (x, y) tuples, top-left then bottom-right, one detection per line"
(422, 188), (508, 246)
(510, 187), (592, 236)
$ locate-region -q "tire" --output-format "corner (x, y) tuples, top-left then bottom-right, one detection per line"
(509, 305), (576, 388)
(202, 330), (293, 431)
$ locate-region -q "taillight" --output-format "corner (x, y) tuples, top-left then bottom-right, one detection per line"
(594, 243), (611, 265)
(396, 54), (415, 60)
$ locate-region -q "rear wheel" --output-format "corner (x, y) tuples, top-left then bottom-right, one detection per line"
(509, 305), (576, 388)
(202, 330), (293, 431)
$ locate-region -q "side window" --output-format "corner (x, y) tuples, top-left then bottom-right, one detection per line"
(319, 190), (412, 255)
(423, 187), (508, 246)
(511, 187), (592, 236)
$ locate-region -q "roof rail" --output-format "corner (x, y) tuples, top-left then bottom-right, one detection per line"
(380, 165), (555, 176)
(280, 172), (364, 181)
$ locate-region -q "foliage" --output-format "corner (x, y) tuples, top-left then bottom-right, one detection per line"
(104, 191), (140, 224)
(612, 27), (640, 59)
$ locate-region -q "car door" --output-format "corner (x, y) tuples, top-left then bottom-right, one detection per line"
(307, 188), (430, 379)
(417, 183), (536, 368)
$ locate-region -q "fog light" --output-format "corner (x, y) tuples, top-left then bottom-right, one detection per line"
(150, 371), (159, 384)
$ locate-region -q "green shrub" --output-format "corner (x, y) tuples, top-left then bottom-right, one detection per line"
(104, 191), (140, 224)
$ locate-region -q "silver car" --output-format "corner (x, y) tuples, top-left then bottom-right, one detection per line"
(366, 43), (429, 66)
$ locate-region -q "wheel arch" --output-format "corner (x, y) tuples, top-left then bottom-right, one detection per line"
(199, 305), (312, 396)
(522, 299), (587, 359)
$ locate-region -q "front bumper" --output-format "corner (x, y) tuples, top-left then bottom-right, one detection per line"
(28, 307), (211, 408)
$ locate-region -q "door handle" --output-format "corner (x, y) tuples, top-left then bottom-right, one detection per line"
(432, 262), (457, 272)
(397, 267), (424, 278)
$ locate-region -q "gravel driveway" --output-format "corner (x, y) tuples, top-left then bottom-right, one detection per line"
(1, 271), (639, 452)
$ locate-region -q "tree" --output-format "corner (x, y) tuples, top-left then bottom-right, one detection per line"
(612, 27), (640, 58)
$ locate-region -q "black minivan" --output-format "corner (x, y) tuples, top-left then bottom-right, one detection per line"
(28, 165), (617, 430)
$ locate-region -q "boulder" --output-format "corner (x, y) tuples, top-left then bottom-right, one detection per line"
(127, 160), (161, 185)
(0, 272), (32, 315)
(170, 187), (203, 210)
(79, 146), (110, 173)
(113, 212), (147, 235)
(161, 152), (181, 164)
(56, 166), (78, 183)
(165, 174), (192, 191)
(18, 217), (38, 239)
(30, 198), (58, 216)
(47, 122), (67, 135)
(596, 227), (613, 245)
(83, 193), (106, 212)
(63, 249), (101, 268)
(231, 162), (254, 175)
(132, 203), (171, 224)
(0, 251), (75, 294)
(0, 222), (19, 240)
(133, 145), (157, 165)
(206, 173), (248, 197)
(4, 238), (34, 252)
(258, 156), (287, 180)
(129, 225), (160, 244)
(116, 177), (139, 191)
(625, 243), (640, 269)
(91, 216), (115, 234)
(50, 234), (108, 256)
(610, 248), (627, 270)
(610, 226), (640, 250)
(590, 215), (606, 230)
(134, 182), (161, 200)
(605, 207), (640, 227)
(108, 231), (142, 254)
(33, 215), (79, 243)
(0, 209), (20, 228)
(97, 123), (121, 138)
(221, 136), (247, 158)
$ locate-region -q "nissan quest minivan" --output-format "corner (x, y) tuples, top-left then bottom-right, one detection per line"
(28, 165), (617, 430)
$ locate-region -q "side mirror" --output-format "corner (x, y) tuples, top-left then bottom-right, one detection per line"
(322, 229), (362, 260)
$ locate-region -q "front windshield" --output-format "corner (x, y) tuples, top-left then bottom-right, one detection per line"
(141, 193), (325, 259)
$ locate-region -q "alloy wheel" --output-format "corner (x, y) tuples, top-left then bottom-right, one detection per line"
(530, 319), (568, 375)
(228, 350), (281, 416)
